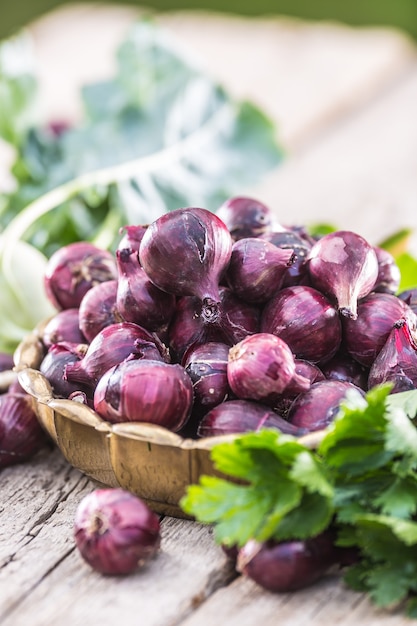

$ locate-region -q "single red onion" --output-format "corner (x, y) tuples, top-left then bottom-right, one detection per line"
(368, 318), (417, 393)
(398, 288), (417, 316)
(216, 196), (275, 240)
(306, 230), (379, 319)
(373, 246), (401, 294)
(261, 230), (312, 287)
(74, 488), (161, 575)
(236, 532), (340, 592)
(139, 207), (232, 325)
(78, 280), (122, 343)
(0, 392), (47, 467)
(117, 224), (148, 256)
(42, 308), (86, 348)
(94, 359), (194, 431)
(287, 380), (365, 432)
(116, 249), (176, 331)
(40, 343), (88, 398)
(225, 237), (295, 303)
(65, 322), (167, 389)
(261, 285), (342, 364)
(218, 287), (260, 345)
(342, 292), (412, 367)
(227, 333), (310, 405)
(183, 342), (230, 409)
(44, 242), (117, 310)
(197, 399), (306, 438)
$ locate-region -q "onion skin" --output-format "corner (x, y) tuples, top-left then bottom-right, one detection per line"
(287, 380), (365, 432)
(65, 322), (167, 389)
(79, 280), (122, 343)
(43, 308), (86, 348)
(342, 292), (412, 367)
(116, 249), (176, 331)
(117, 224), (148, 256)
(183, 342), (230, 410)
(40, 343), (88, 398)
(321, 351), (369, 390)
(0, 392), (47, 468)
(44, 242), (117, 310)
(306, 230), (379, 319)
(216, 196), (275, 240)
(139, 208), (232, 325)
(74, 488), (161, 575)
(261, 286), (342, 364)
(261, 230), (311, 287)
(226, 238), (295, 304)
(368, 318), (417, 393)
(237, 532), (340, 592)
(227, 333), (310, 404)
(93, 360), (194, 431)
(197, 399), (306, 438)
(373, 246), (401, 294)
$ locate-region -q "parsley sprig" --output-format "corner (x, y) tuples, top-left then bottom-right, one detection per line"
(181, 384), (417, 617)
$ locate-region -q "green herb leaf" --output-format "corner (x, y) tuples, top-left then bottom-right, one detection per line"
(386, 389), (417, 419)
(395, 252), (417, 291)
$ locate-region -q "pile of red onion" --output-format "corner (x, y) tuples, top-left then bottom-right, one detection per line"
(36, 199), (417, 438)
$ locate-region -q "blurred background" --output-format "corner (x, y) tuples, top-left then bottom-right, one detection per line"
(1, 0), (417, 40)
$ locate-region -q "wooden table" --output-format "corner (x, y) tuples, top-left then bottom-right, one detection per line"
(1, 5), (417, 624)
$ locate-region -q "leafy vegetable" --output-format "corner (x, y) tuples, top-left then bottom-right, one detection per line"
(181, 384), (417, 616)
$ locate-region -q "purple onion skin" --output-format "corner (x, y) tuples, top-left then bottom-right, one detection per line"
(368, 318), (417, 393)
(287, 380), (365, 432)
(183, 342), (230, 410)
(273, 360), (325, 416)
(261, 286), (342, 364)
(306, 230), (379, 319)
(43, 308), (86, 348)
(237, 532), (340, 593)
(65, 322), (167, 389)
(139, 208), (232, 325)
(225, 238), (295, 304)
(398, 289), (417, 316)
(44, 242), (118, 310)
(79, 280), (122, 343)
(74, 488), (161, 575)
(219, 287), (261, 345)
(261, 230), (311, 287)
(0, 392), (47, 468)
(227, 333), (310, 405)
(342, 292), (413, 367)
(116, 249), (176, 331)
(373, 246), (401, 294)
(216, 196), (275, 240)
(197, 399), (306, 438)
(321, 351), (369, 390)
(40, 343), (88, 398)
(94, 360), (194, 431)
(0, 352), (14, 372)
(117, 224), (148, 257)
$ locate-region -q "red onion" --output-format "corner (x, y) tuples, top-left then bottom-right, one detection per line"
(0, 352), (14, 372)
(227, 333), (310, 405)
(273, 359), (325, 416)
(261, 230), (312, 287)
(398, 288), (417, 316)
(94, 359), (194, 431)
(116, 249), (176, 331)
(40, 343), (88, 398)
(78, 280), (122, 343)
(306, 230), (379, 319)
(342, 292), (412, 367)
(261, 285), (342, 364)
(237, 532), (340, 592)
(0, 392), (47, 468)
(44, 242), (117, 310)
(117, 224), (148, 256)
(321, 351), (369, 390)
(65, 322), (167, 389)
(197, 399), (306, 437)
(225, 238), (295, 303)
(74, 488), (160, 575)
(218, 287), (260, 345)
(43, 308), (86, 348)
(368, 318), (417, 393)
(183, 342), (230, 409)
(216, 196), (275, 240)
(139, 208), (232, 324)
(373, 246), (401, 294)
(287, 380), (364, 432)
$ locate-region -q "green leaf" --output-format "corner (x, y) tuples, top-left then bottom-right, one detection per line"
(386, 389), (417, 419)
(373, 477), (417, 518)
(378, 228), (413, 258)
(395, 252), (417, 291)
(307, 223), (337, 238)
